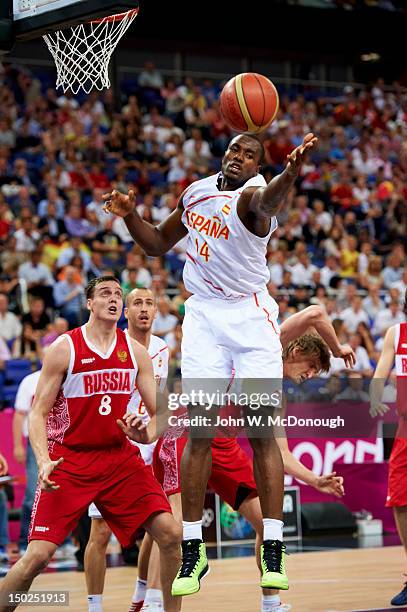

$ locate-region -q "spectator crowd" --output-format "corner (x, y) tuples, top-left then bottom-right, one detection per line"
(0, 58), (406, 563)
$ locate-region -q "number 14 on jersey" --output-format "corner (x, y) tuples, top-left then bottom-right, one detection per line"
(195, 238), (210, 262)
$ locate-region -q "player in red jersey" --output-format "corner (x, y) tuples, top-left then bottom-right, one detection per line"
(132, 305), (353, 612)
(0, 277), (181, 612)
(84, 288), (169, 612)
(370, 290), (407, 607)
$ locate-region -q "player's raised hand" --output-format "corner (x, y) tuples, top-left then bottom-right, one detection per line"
(369, 402), (390, 418)
(286, 132), (318, 172)
(0, 453), (8, 476)
(102, 189), (136, 218)
(314, 472), (344, 497)
(335, 344), (356, 369)
(39, 457), (64, 491)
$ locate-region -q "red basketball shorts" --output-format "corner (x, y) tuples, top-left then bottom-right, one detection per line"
(29, 442), (171, 547)
(386, 437), (407, 508)
(153, 435), (257, 510)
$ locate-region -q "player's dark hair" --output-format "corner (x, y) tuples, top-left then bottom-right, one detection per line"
(242, 133), (265, 165)
(85, 276), (122, 299)
(283, 334), (331, 374)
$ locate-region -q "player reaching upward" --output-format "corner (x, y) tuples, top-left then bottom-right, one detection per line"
(103, 131), (317, 596)
(124, 305), (354, 611)
(370, 290), (407, 607)
(0, 277), (181, 612)
(84, 288), (169, 612)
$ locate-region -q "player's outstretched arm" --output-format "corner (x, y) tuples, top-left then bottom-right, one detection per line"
(280, 305), (355, 368)
(132, 340), (157, 418)
(274, 400), (344, 496)
(28, 337), (70, 490)
(369, 325), (396, 417)
(242, 133), (318, 218)
(102, 189), (187, 256)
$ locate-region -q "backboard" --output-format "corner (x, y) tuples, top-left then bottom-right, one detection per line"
(9, 0), (138, 40)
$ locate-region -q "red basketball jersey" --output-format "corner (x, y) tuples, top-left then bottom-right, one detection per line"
(395, 322), (407, 436)
(47, 325), (138, 452)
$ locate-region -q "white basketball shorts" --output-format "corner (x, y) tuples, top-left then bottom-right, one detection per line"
(181, 291), (283, 398)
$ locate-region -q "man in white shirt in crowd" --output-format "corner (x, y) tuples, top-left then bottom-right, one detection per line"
(182, 128), (211, 163)
(382, 253), (403, 289)
(320, 255), (340, 288)
(339, 296), (370, 333)
(391, 268), (407, 304)
(268, 252), (286, 287)
(0, 294), (21, 343)
(290, 252), (318, 287)
(14, 217), (40, 254)
(152, 297), (178, 339)
(348, 333), (373, 378)
(313, 199), (332, 233)
(373, 300), (406, 337)
(362, 285), (385, 322)
(18, 249), (54, 304)
(121, 255), (152, 289)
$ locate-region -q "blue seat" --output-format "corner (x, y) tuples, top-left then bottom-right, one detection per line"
(4, 359), (33, 385)
(3, 384), (19, 407)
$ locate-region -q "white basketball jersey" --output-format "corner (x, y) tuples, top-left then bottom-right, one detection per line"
(127, 333), (169, 425)
(181, 173), (277, 300)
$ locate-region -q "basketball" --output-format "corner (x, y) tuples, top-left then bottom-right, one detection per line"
(220, 72), (279, 134)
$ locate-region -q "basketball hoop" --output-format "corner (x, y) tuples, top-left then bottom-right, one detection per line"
(43, 7), (139, 94)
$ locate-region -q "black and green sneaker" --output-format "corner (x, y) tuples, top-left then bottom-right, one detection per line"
(260, 539), (289, 590)
(171, 539), (210, 596)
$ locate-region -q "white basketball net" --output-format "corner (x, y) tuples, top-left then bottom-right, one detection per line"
(43, 8), (139, 94)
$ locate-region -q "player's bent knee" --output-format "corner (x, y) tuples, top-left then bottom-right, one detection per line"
(21, 545), (55, 579)
(156, 520), (182, 551)
(90, 519), (112, 548)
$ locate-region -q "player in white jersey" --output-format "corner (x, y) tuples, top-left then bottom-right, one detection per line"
(103, 130), (317, 596)
(84, 288), (169, 612)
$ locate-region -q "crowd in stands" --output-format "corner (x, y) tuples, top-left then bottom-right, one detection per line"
(0, 60), (405, 385)
(0, 57), (406, 561)
(0, 62), (407, 378)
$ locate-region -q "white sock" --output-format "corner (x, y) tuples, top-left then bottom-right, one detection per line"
(263, 518), (284, 542)
(144, 588), (163, 605)
(131, 577), (147, 603)
(182, 520), (202, 541)
(87, 594), (102, 612)
(262, 594), (281, 611)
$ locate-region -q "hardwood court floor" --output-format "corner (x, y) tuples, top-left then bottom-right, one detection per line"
(12, 546), (405, 612)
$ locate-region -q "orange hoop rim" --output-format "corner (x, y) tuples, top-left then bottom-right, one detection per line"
(90, 7), (139, 25)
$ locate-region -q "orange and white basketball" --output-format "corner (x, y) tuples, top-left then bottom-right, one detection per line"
(220, 72), (279, 134)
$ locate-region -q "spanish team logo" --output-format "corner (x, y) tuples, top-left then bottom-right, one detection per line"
(117, 350), (128, 363)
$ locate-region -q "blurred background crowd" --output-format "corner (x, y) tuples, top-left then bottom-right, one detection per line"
(0, 61), (405, 387)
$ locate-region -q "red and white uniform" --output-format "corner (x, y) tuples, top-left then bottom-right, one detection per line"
(29, 326), (170, 546)
(181, 173), (283, 387)
(88, 333), (169, 519)
(387, 322), (407, 508)
(128, 333), (169, 426)
(153, 411), (257, 510)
